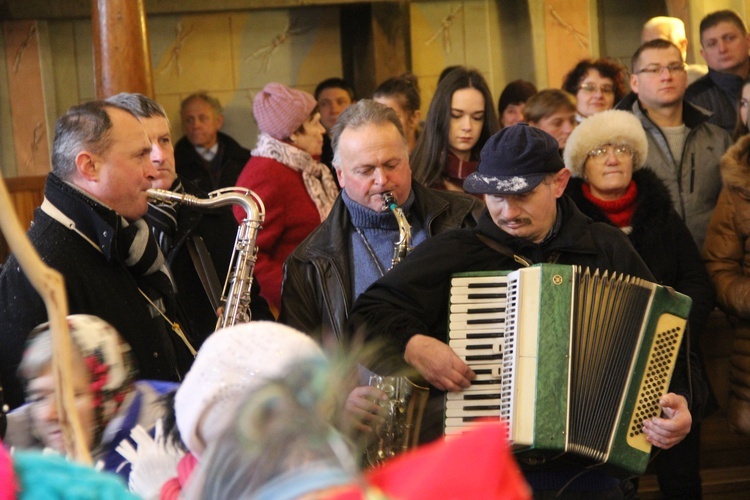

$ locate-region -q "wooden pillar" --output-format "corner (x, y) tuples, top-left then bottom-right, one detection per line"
(542, 0), (593, 89)
(341, 2), (411, 99)
(91, 0), (154, 99)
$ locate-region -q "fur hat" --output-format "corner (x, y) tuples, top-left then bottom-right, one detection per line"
(464, 123), (564, 195)
(174, 321), (325, 457)
(253, 82), (317, 140)
(563, 109), (648, 178)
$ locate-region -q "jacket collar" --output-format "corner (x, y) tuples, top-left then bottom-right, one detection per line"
(720, 133), (750, 195)
(616, 91), (713, 129)
(43, 172), (123, 262)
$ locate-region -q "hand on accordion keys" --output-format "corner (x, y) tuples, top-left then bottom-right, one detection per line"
(641, 393), (692, 450)
(404, 334), (476, 391)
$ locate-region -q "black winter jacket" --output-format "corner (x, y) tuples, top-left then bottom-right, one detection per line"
(174, 132), (250, 192)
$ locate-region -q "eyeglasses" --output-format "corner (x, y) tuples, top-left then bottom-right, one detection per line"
(587, 144), (633, 161)
(579, 83), (615, 94)
(635, 63), (686, 75)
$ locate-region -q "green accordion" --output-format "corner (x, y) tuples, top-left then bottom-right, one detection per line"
(446, 263), (692, 477)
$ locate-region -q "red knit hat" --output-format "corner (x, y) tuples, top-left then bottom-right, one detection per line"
(253, 82), (317, 140)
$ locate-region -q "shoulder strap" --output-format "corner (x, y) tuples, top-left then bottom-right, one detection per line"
(474, 233), (532, 267)
(186, 236), (223, 312)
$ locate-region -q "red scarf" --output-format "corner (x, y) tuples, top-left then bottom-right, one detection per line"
(444, 151), (478, 182)
(581, 181), (638, 228)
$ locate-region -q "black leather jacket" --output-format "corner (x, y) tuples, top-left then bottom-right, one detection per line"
(279, 182), (483, 347)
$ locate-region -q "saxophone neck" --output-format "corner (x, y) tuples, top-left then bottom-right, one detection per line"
(382, 192), (412, 268)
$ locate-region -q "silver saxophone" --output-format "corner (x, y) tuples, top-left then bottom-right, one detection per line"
(147, 187), (265, 330)
(382, 191), (412, 269)
(366, 192), (426, 466)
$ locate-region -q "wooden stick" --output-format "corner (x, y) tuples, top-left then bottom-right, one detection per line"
(0, 175), (91, 464)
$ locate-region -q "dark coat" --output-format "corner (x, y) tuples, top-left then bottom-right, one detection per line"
(685, 66), (745, 135)
(174, 132), (250, 192)
(279, 182), (484, 346)
(0, 174), (188, 409)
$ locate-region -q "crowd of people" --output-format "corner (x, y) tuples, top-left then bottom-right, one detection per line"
(2, 8), (750, 499)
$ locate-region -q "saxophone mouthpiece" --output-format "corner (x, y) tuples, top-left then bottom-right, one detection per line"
(382, 191), (398, 211)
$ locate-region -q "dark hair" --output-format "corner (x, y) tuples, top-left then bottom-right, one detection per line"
(51, 101), (133, 180)
(497, 80), (538, 118)
(631, 39), (681, 73)
(106, 92), (167, 121)
(438, 65), (462, 83)
(523, 89), (577, 124)
(411, 67), (499, 187)
(330, 100), (406, 170)
(699, 9), (747, 42)
(180, 92), (222, 116)
(562, 58), (628, 103)
(314, 77), (356, 101)
(734, 77), (750, 141)
(373, 73), (421, 114)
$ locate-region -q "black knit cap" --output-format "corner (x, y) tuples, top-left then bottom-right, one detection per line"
(463, 123), (564, 195)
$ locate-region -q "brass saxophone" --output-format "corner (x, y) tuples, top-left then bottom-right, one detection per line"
(366, 192), (427, 466)
(147, 187), (265, 330)
(382, 191), (412, 269)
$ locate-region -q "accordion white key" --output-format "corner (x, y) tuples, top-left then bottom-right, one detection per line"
(445, 264), (691, 477)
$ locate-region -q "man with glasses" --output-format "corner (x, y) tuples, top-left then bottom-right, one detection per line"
(685, 10), (750, 134)
(617, 38), (731, 249)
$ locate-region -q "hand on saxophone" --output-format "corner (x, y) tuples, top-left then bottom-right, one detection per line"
(404, 334), (475, 391)
(342, 385), (389, 435)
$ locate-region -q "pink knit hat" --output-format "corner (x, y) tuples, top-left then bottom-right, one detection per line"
(253, 82), (317, 140)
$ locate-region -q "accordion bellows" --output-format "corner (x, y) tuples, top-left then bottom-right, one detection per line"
(446, 264), (691, 477)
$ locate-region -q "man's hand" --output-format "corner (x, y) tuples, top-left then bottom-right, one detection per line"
(342, 385), (388, 435)
(642, 393), (692, 450)
(404, 334), (475, 391)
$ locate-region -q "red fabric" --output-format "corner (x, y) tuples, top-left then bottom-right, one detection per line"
(234, 156), (322, 311)
(444, 151), (479, 182)
(365, 422), (531, 499)
(582, 181), (638, 228)
(0, 440), (18, 500)
(159, 452), (198, 500)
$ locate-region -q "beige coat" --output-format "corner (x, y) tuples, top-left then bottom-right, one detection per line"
(704, 133), (750, 434)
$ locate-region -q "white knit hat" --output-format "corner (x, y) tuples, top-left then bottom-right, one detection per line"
(563, 109), (649, 178)
(174, 321), (325, 456)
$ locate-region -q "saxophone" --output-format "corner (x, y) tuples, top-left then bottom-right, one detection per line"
(382, 191), (412, 269)
(365, 192), (427, 466)
(147, 187), (265, 330)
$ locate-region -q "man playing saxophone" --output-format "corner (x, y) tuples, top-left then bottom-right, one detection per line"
(280, 100), (483, 348)
(106, 93), (273, 348)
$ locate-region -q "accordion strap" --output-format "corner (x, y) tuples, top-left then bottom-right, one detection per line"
(475, 233), (532, 267)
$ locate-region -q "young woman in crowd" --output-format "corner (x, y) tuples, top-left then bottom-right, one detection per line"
(562, 58), (628, 121)
(235, 82), (339, 313)
(411, 67), (498, 192)
(373, 73), (422, 154)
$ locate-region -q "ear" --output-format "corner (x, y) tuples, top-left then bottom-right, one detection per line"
(75, 151), (98, 181)
(553, 168), (571, 197)
(629, 73), (639, 94)
(216, 114), (224, 130)
(335, 166), (345, 188)
(410, 109), (422, 128)
(699, 47), (706, 63)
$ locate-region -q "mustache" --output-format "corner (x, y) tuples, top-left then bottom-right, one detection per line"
(499, 218), (531, 226)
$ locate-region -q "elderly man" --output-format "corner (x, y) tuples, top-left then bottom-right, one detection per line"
(617, 38), (731, 250)
(0, 101), (192, 409)
(280, 100), (482, 347)
(175, 92), (250, 192)
(642, 16), (708, 84)
(348, 124), (699, 496)
(685, 9), (750, 133)
(106, 93), (274, 345)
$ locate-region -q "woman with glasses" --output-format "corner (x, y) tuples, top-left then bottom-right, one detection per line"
(564, 108), (715, 498)
(562, 58), (628, 121)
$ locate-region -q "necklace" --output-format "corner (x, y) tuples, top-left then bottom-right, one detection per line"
(354, 226), (387, 277)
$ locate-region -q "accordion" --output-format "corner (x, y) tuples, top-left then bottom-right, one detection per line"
(445, 264), (691, 477)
